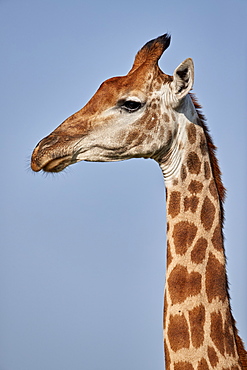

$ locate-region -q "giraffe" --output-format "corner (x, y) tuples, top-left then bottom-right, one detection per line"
(31, 34), (247, 369)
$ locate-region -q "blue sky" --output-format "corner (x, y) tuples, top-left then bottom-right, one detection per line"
(1, 1), (246, 369)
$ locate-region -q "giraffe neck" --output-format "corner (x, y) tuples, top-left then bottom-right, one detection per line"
(159, 119), (241, 370)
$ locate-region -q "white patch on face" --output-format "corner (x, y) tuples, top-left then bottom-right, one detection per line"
(123, 96), (142, 103)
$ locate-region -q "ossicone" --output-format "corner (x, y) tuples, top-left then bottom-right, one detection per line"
(129, 33), (171, 74)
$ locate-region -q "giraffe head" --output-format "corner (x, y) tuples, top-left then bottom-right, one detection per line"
(31, 34), (194, 172)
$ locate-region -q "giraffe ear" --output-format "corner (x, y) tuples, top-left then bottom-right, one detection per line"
(129, 34), (171, 74)
(170, 58), (194, 103)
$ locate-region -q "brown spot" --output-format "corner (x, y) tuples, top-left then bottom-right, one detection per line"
(168, 191), (181, 218)
(125, 129), (139, 144)
(153, 80), (162, 90)
(224, 308), (236, 357)
(200, 134), (208, 156)
(157, 76), (163, 85)
(152, 102), (157, 110)
(168, 264), (202, 304)
(187, 123), (197, 144)
(173, 179), (178, 186)
(197, 358), (209, 370)
(189, 304), (205, 348)
(163, 113), (170, 122)
(211, 224), (223, 251)
(167, 241), (173, 267)
(200, 196), (215, 231)
(174, 362), (194, 370)
(167, 221), (170, 232)
(187, 152), (201, 175)
(209, 179), (218, 200)
(206, 252), (227, 303)
(191, 237), (208, 264)
(207, 346), (219, 367)
(159, 125), (165, 138)
(184, 196), (199, 213)
(145, 117), (157, 130)
(211, 311), (225, 355)
(204, 161), (211, 180)
(188, 180), (203, 194)
(134, 132), (147, 145)
(152, 112), (158, 120)
(181, 164), (187, 181)
(168, 313), (190, 352)
(173, 221), (197, 255)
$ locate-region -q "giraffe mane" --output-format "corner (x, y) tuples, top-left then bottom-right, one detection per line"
(190, 93), (226, 222)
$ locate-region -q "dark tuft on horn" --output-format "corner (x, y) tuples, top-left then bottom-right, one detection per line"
(144, 33), (171, 53)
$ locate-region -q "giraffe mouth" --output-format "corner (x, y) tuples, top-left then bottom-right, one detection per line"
(31, 154), (76, 172)
(43, 155), (77, 172)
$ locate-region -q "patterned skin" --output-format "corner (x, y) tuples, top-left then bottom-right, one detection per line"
(31, 34), (247, 369)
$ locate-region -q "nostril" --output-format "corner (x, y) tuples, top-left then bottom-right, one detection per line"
(38, 135), (60, 150)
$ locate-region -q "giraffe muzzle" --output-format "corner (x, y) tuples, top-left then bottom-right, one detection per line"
(31, 135), (78, 172)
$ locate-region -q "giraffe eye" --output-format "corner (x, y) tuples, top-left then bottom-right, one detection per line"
(121, 100), (142, 112)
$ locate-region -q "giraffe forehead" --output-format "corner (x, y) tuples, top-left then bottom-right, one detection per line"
(87, 68), (171, 112)
(84, 76), (148, 113)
